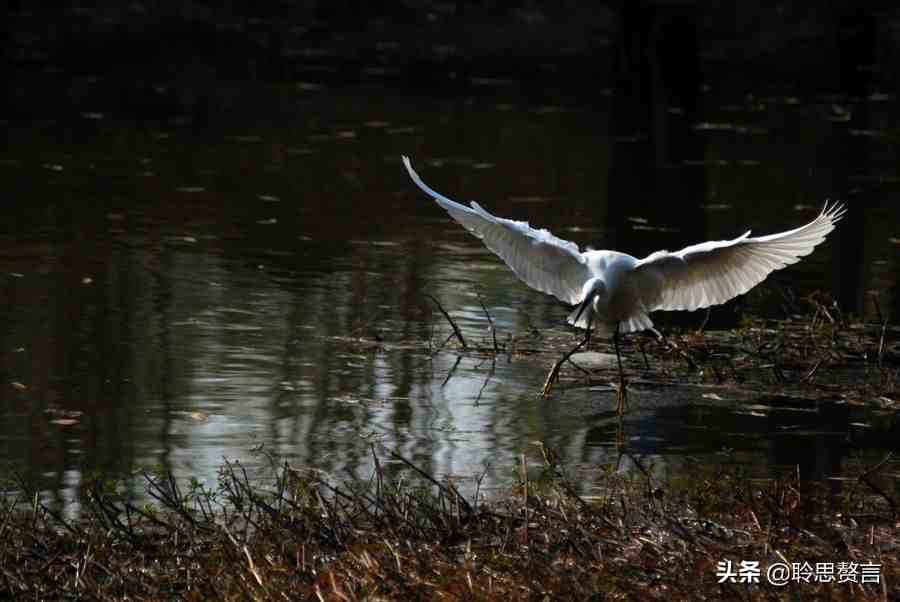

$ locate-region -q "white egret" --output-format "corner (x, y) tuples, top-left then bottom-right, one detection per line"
(402, 156), (845, 413)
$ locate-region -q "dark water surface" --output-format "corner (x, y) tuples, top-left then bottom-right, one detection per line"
(3, 40), (900, 509)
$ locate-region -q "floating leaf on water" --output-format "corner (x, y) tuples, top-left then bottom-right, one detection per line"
(50, 418), (79, 426)
(702, 393), (724, 400)
(11, 381), (27, 390)
(775, 429), (843, 436)
(632, 224), (679, 233)
(188, 412), (208, 422)
(348, 239), (400, 247)
(9, 272), (24, 278)
(166, 235), (197, 244)
(692, 122), (734, 131)
(828, 105), (852, 122)
(848, 129), (885, 138)
(735, 410), (767, 417)
(219, 307), (258, 316)
(221, 323), (264, 332)
(256, 218), (278, 225)
(565, 226), (606, 233)
(745, 403), (818, 413)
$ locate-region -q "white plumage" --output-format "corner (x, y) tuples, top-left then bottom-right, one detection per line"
(403, 156), (844, 338)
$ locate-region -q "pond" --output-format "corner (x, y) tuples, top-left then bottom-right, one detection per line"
(2, 19), (899, 510)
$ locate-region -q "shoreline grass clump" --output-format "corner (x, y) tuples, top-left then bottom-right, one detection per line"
(1, 448), (897, 600)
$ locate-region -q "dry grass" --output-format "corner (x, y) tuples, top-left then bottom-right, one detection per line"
(1, 445), (897, 600)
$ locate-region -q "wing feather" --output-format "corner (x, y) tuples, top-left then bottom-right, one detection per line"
(630, 203), (845, 312)
(403, 156), (591, 304)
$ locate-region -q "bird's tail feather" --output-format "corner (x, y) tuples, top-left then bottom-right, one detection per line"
(620, 313), (654, 334)
(567, 307), (654, 336)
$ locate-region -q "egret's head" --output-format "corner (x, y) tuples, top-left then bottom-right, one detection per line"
(582, 277), (607, 305)
(573, 277), (606, 324)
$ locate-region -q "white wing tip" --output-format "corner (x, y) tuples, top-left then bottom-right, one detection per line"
(402, 155), (429, 193)
(821, 199), (847, 223)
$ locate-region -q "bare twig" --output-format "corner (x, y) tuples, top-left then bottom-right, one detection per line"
(477, 294), (500, 353)
(473, 358), (495, 405)
(441, 354), (462, 387)
(389, 450), (473, 515)
(850, 453), (897, 517)
(521, 453), (529, 551)
(425, 294), (467, 349)
(800, 357), (824, 382)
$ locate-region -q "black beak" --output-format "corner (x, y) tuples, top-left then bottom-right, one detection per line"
(572, 289), (597, 326)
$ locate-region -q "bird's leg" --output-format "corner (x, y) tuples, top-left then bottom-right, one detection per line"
(541, 314), (592, 398)
(615, 414), (626, 450)
(614, 322), (628, 415)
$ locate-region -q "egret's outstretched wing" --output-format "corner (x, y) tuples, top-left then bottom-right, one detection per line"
(630, 203), (845, 312)
(403, 156), (591, 304)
